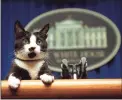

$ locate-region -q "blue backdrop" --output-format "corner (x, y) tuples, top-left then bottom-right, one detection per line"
(1, 0), (122, 79)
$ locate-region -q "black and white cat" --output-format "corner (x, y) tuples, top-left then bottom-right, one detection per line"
(6, 20), (54, 89)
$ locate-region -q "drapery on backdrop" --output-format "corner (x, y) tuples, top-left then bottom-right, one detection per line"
(1, 0), (122, 79)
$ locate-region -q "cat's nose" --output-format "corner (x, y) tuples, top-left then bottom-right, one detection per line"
(29, 47), (35, 51)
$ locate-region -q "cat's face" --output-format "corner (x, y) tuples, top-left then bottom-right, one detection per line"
(14, 20), (49, 60)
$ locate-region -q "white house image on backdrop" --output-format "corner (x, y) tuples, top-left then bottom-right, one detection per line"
(47, 19), (108, 50)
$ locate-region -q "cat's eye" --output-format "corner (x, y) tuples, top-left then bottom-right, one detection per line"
(37, 40), (41, 44)
(23, 39), (29, 44)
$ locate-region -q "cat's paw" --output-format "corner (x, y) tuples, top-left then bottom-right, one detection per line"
(40, 74), (54, 84)
(8, 74), (20, 89)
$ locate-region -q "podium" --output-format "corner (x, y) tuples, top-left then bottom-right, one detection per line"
(1, 79), (122, 99)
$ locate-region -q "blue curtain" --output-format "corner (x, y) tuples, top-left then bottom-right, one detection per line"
(1, 0), (122, 79)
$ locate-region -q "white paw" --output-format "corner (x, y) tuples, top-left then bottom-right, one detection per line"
(8, 74), (20, 89)
(40, 74), (54, 84)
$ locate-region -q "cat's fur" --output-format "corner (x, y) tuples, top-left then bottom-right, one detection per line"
(6, 20), (54, 89)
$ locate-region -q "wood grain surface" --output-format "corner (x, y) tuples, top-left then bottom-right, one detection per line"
(1, 79), (122, 99)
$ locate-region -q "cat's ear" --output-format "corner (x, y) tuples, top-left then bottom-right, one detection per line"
(39, 24), (49, 39)
(14, 20), (25, 33)
(14, 20), (25, 38)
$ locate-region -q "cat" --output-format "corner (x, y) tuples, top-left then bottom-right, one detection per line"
(61, 57), (87, 79)
(6, 20), (54, 89)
